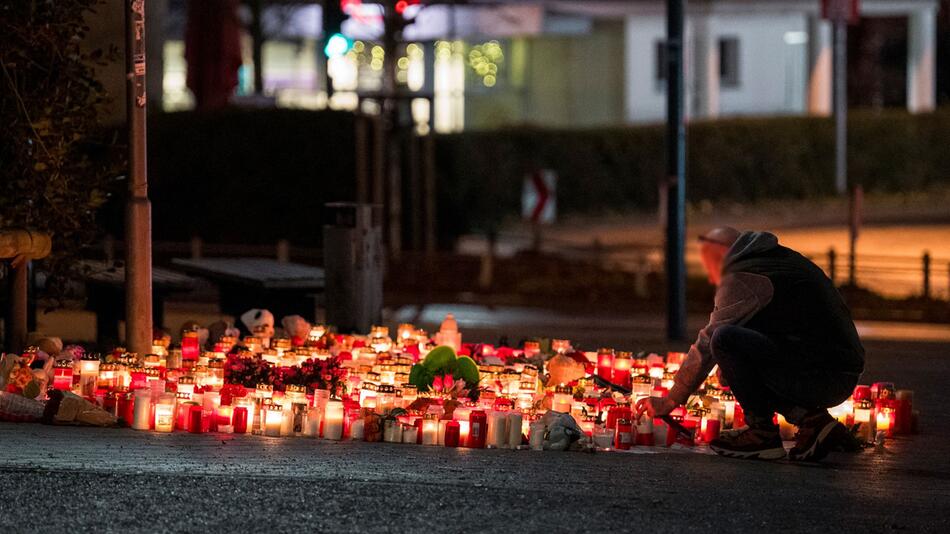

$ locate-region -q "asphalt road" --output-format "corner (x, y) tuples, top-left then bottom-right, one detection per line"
(1, 338), (948, 533)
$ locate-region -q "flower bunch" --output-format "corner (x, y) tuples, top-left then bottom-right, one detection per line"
(280, 357), (348, 397)
(223, 352), (275, 389)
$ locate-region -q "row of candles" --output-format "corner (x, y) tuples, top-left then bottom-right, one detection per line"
(45, 319), (915, 450)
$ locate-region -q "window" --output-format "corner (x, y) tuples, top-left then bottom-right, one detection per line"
(655, 40), (667, 82)
(719, 37), (740, 88)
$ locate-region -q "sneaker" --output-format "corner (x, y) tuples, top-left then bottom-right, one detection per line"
(709, 425), (786, 460)
(788, 411), (844, 461)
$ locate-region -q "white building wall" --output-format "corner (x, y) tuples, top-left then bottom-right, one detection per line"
(624, 10), (810, 123)
(624, 15), (668, 123)
(715, 12), (808, 116)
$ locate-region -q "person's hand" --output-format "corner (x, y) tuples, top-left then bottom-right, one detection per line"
(643, 396), (678, 418)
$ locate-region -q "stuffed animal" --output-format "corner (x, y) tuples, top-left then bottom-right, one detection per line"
(241, 309), (275, 345)
(281, 315), (311, 347)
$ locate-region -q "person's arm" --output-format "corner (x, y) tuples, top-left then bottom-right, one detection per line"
(666, 272), (774, 406)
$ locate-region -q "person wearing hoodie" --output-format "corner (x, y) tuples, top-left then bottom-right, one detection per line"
(644, 227), (864, 461)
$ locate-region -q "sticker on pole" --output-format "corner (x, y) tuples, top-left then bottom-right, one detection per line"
(822, 0), (859, 23)
(522, 170), (556, 225)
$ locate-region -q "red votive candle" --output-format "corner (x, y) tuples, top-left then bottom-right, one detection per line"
(118, 392), (134, 427)
(596, 348), (614, 381)
(181, 331), (200, 361)
(189, 404), (204, 434)
(233, 406), (248, 434)
(702, 418), (721, 443)
(468, 410), (487, 448)
(614, 418), (633, 450)
(444, 420), (460, 447)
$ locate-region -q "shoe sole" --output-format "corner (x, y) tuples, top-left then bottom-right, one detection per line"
(710, 444), (787, 461)
(788, 420), (839, 462)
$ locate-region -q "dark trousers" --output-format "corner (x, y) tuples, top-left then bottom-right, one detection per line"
(711, 325), (858, 426)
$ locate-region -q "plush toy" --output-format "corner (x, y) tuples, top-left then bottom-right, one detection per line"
(541, 410), (586, 451)
(546, 353), (586, 386)
(281, 315), (311, 347)
(241, 309), (275, 344)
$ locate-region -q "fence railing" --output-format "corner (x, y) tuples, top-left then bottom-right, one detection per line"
(99, 235), (950, 300)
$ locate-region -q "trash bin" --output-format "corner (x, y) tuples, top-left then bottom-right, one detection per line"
(323, 203), (383, 333)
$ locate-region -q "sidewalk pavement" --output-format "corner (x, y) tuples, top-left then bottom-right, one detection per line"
(1, 318), (949, 532)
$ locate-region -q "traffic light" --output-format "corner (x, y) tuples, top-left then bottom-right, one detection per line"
(323, 0), (352, 58)
(395, 0), (420, 15)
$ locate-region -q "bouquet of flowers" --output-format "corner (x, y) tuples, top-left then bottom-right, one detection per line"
(223, 352), (275, 389)
(281, 356), (348, 398)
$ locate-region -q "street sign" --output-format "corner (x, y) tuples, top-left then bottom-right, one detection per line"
(822, 0), (860, 23)
(522, 169), (556, 224)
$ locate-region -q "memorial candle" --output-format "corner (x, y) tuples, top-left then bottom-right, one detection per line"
(264, 405), (283, 437)
(130, 368), (147, 390)
(422, 414), (439, 446)
(596, 348), (614, 381)
(181, 331), (200, 361)
(876, 403), (895, 437)
(154, 394), (175, 433)
(468, 410), (487, 448)
(854, 399), (873, 442)
(131, 388), (152, 430)
(79, 356), (100, 398)
(612, 351), (633, 388)
(614, 418), (633, 450)
(52, 360), (73, 391)
(552, 384), (573, 413)
(233, 406), (249, 434)
(324, 400), (344, 440)
(445, 420), (461, 447)
(507, 410), (523, 449)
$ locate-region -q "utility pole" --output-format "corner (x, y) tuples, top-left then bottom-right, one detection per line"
(125, 0), (153, 354)
(665, 0), (687, 341)
(833, 16), (847, 195)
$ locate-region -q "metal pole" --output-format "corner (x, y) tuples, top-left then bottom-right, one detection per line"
(833, 19), (847, 195)
(922, 251), (931, 298)
(250, 0), (264, 95)
(665, 0), (687, 341)
(382, 1), (402, 256)
(125, 0), (153, 354)
(9, 262), (28, 352)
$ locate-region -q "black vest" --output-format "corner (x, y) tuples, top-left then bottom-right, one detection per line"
(724, 245), (865, 373)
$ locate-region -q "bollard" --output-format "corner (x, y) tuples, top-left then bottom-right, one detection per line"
(922, 251), (931, 299)
(828, 248), (837, 285)
(323, 203), (383, 333)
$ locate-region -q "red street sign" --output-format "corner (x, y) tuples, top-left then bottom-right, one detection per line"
(822, 0), (860, 23)
(522, 169), (556, 224)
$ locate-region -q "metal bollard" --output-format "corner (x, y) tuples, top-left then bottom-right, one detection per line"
(323, 203), (383, 333)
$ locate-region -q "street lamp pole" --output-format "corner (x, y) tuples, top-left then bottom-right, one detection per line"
(665, 0), (687, 341)
(833, 17), (847, 195)
(125, 0), (153, 354)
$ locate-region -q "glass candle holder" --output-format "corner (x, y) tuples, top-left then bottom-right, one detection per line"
(552, 384), (573, 413)
(154, 393), (176, 433)
(52, 360), (74, 391)
(78, 356), (101, 398)
(323, 400), (345, 440)
(181, 331), (200, 361)
(596, 348), (614, 381)
(612, 352), (633, 388)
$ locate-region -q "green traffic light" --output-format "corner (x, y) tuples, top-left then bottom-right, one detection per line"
(324, 32), (352, 58)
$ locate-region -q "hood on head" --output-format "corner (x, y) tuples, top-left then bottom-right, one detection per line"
(722, 231), (779, 269)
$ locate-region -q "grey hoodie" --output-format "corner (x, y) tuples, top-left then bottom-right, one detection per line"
(669, 232), (819, 404)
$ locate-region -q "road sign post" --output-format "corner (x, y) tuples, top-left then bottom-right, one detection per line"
(665, 0), (687, 341)
(522, 170), (557, 251)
